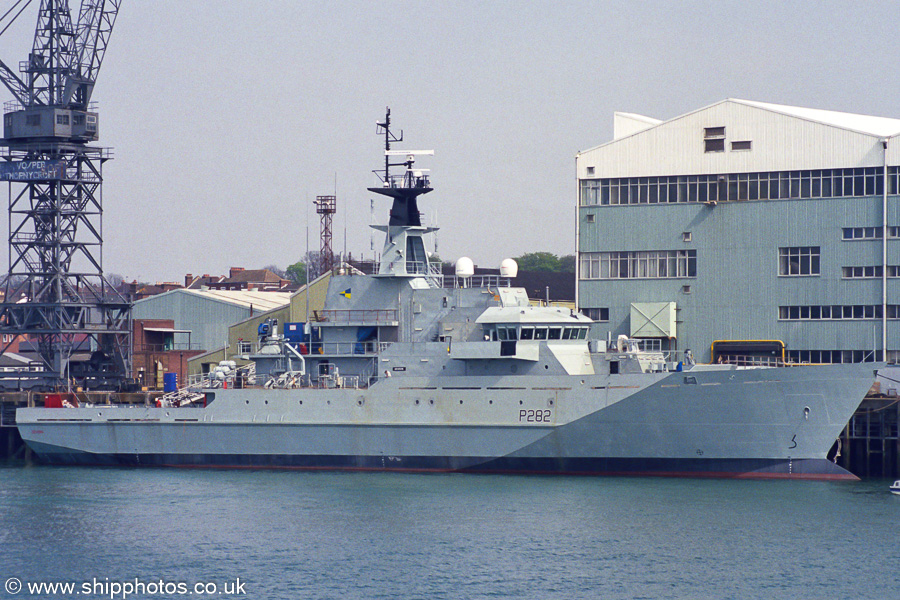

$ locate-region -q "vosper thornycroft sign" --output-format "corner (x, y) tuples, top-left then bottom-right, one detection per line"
(0, 160), (65, 181)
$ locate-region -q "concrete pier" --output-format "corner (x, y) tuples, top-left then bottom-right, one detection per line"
(835, 396), (900, 478)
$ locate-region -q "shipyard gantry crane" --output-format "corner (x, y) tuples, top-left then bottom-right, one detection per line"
(0, 0), (130, 390)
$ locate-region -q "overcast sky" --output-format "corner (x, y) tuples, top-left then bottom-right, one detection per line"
(2, 0), (900, 283)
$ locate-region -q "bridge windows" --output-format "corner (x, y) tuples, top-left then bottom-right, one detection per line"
(484, 324), (589, 341)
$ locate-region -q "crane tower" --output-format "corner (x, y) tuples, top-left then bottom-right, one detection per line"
(0, 1), (130, 390)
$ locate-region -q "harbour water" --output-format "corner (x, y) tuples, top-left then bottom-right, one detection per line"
(1, 461), (898, 600)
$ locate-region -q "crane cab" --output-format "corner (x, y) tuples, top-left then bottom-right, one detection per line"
(3, 106), (99, 143)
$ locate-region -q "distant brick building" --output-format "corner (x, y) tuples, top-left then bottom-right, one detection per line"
(206, 267), (290, 291)
(183, 273), (225, 289)
(132, 319), (205, 390)
(127, 281), (184, 300)
(0, 331), (25, 354)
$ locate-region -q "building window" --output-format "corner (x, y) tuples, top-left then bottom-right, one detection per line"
(580, 250), (697, 279)
(704, 138), (725, 153)
(637, 339), (663, 352)
(682, 232), (692, 242)
(585, 213), (595, 223)
(681, 285), (692, 294)
(580, 180), (600, 205)
(703, 126), (725, 153)
(731, 140), (752, 151)
(582, 307), (609, 321)
(586, 166), (595, 176)
(237, 341), (252, 354)
(73, 114), (85, 125)
(25, 114), (40, 126)
(779, 246), (820, 276)
(787, 350), (880, 364)
(584, 166), (897, 207)
(842, 226), (900, 240)
(56, 114), (69, 125)
(778, 305), (900, 320)
(842, 265), (900, 278)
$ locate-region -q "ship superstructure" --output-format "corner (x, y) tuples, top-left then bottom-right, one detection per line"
(16, 110), (879, 479)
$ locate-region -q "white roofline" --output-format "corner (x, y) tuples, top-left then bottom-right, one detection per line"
(578, 99), (730, 156)
(577, 98), (900, 158)
(729, 98), (900, 138)
(134, 288), (291, 311)
(614, 111), (663, 125)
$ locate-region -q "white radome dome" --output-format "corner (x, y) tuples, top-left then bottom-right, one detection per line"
(500, 258), (518, 278)
(455, 257), (475, 278)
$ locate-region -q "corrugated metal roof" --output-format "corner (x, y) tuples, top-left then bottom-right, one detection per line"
(181, 289), (291, 310)
(0, 351), (36, 366)
(135, 289), (290, 311)
(581, 99), (900, 157)
(220, 268), (285, 283)
(577, 98), (900, 177)
(732, 99), (900, 137)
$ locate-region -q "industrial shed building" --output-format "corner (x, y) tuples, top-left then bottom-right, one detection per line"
(187, 271), (333, 376)
(576, 99), (900, 364)
(132, 289), (291, 355)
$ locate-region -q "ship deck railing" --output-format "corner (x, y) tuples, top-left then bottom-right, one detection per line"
(135, 342), (204, 352)
(350, 260), (445, 288)
(297, 341), (382, 356)
(408, 261), (444, 288)
(717, 354), (790, 367)
(313, 309), (398, 324)
(371, 171), (431, 189)
(342, 260), (514, 290)
(445, 275), (513, 289)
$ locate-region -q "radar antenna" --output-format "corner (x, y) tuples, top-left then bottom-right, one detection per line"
(368, 107), (433, 227)
(368, 108), (440, 286)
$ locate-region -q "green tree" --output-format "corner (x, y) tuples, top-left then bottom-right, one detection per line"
(286, 261), (307, 285)
(558, 254), (576, 273)
(514, 252), (562, 272)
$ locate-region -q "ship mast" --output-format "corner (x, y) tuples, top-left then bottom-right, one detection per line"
(368, 108), (439, 284)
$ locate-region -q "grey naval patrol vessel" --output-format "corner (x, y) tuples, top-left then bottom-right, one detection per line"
(17, 110), (877, 480)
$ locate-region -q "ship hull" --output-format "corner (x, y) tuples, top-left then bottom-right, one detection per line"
(16, 363), (875, 481)
(23, 441), (853, 480)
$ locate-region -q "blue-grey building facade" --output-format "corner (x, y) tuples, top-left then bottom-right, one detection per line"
(576, 99), (900, 365)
